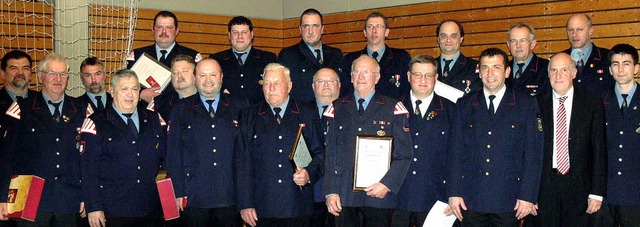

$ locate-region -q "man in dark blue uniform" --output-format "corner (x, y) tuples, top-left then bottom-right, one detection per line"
(393, 54), (455, 227)
(211, 16), (277, 105)
(279, 8), (344, 103)
(0, 50), (37, 227)
(598, 44), (640, 226)
(126, 11), (202, 104)
(562, 14), (613, 95)
(447, 48), (543, 225)
(309, 67), (341, 227)
(343, 12), (411, 100)
(81, 69), (166, 227)
(506, 22), (550, 97)
(236, 63), (325, 226)
(166, 58), (247, 226)
(435, 20), (480, 95)
(79, 57), (112, 111)
(147, 54), (197, 121)
(324, 55), (412, 226)
(1, 53), (88, 226)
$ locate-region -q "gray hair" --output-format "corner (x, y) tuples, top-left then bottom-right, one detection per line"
(38, 52), (69, 73)
(507, 22), (536, 41)
(350, 55), (380, 74)
(263, 63), (291, 82)
(110, 69), (139, 88)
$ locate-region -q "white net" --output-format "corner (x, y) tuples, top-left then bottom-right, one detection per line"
(0, 0), (139, 95)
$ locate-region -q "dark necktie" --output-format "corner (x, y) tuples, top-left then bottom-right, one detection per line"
(48, 100), (61, 122)
(556, 96), (569, 174)
(122, 113), (138, 136)
(371, 52), (379, 62)
(315, 49), (323, 64)
(443, 59), (453, 77)
(206, 99), (216, 118)
(16, 96), (23, 102)
(515, 63), (525, 79)
(621, 94), (629, 115)
(415, 100), (422, 117)
(488, 95), (496, 115)
(358, 98), (365, 116)
(159, 50), (168, 62)
(274, 107), (282, 124)
(321, 105), (328, 118)
(95, 95), (105, 109)
(236, 52), (245, 66)
(576, 59), (584, 75)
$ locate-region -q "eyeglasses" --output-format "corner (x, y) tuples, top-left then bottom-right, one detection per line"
(410, 72), (436, 79)
(352, 69), (378, 76)
(43, 70), (68, 78)
(508, 38), (531, 45)
(314, 79), (339, 85)
(366, 24), (386, 30)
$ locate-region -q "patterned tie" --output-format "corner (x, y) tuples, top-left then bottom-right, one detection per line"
(621, 94), (628, 115)
(443, 59), (453, 77)
(48, 100), (61, 122)
(515, 63), (525, 79)
(95, 95), (105, 109)
(556, 96), (570, 175)
(206, 99), (216, 118)
(576, 59), (584, 75)
(414, 100), (422, 118)
(236, 52), (245, 66)
(159, 50), (168, 62)
(371, 51), (379, 62)
(315, 49), (323, 64)
(488, 95), (496, 115)
(274, 107), (282, 124)
(358, 98), (365, 116)
(122, 113), (138, 136)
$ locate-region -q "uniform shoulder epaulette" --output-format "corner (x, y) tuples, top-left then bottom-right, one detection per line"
(158, 113), (167, 126)
(475, 64), (480, 74)
(86, 104), (94, 117)
(5, 101), (20, 120)
(322, 104), (335, 118)
(125, 51), (135, 61)
(147, 99), (155, 111)
(394, 101), (409, 115)
(195, 53), (203, 62)
(80, 118), (97, 135)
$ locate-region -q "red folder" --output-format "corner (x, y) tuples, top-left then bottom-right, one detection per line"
(156, 170), (180, 220)
(6, 175), (45, 222)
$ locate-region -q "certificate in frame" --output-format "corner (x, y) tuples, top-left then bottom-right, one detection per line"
(352, 135), (393, 191)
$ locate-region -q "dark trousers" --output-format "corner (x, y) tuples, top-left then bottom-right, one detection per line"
(591, 204), (640, 227)
(181, 206), (241, 227)
(311, 202), (333, 227)
(105, 215), (163, 227)
(391, 209), (427, 227)
(460, 210), (518, 227)
(537, 173), (591, 226)
(15, 212), (78, 227)
(256, 216), (311, 227)
(333, 206), (393, 227)
(0, 220), (15, 227)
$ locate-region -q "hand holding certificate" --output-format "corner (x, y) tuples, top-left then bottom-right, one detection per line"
(289, 125), (311, 189)
(130, 53), (172, 93)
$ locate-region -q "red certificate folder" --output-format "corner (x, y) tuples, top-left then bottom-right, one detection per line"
(156, 170), (180, 220)
(6, 175), (45, 221)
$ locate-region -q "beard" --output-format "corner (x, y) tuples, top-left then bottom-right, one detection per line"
(11, 74), (28, 88)
(87, 82), (104, 94)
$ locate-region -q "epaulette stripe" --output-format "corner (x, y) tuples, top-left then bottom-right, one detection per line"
(5, 101), (21, 119)
(86, 104), (94, 117)
(394, 102), (409, 115)
(322, 104), (335, 118)
(80, 118), (97, 135)
(158, 113), (167, 126)
(147, 100), (155, 111)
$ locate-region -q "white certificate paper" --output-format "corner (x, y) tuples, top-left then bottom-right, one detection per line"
(130, 53), (172, 93)
(353, 136), (392, 191)
(434, 80), (464, 103)
(423, 200), (457, 227)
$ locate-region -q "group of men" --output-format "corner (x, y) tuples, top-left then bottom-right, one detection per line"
(0, 7), (637, 227)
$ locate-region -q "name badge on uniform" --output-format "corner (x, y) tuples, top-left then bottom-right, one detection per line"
(377, 130), (386, 136)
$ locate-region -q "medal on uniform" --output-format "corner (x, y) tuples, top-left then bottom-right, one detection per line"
(537, 114), (543, 132)
(636, 126), (640, 134)
(389, 77), (397, 87)
(464, 80), (471, 93)
(258, 79), (264, 85)
(76, 135), (82, 141)
(394, 74), (400, 87)
(377, 130), (386, 136)
(63, 115), (70, 123)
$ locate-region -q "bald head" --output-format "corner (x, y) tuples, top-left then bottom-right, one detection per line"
(548, 53), (577, 96)
(312, 68), (340, 104)
(195, 58), (224, 99)
(566, 14), (594, 49)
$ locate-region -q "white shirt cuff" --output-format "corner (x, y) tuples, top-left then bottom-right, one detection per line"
(588, 194), (603, 201)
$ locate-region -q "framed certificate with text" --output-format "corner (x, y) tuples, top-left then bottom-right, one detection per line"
(352, 135), (393, 191)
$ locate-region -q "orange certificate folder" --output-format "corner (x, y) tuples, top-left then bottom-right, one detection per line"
(156, 170), (180, 220)
(6, 175), (45, 221)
